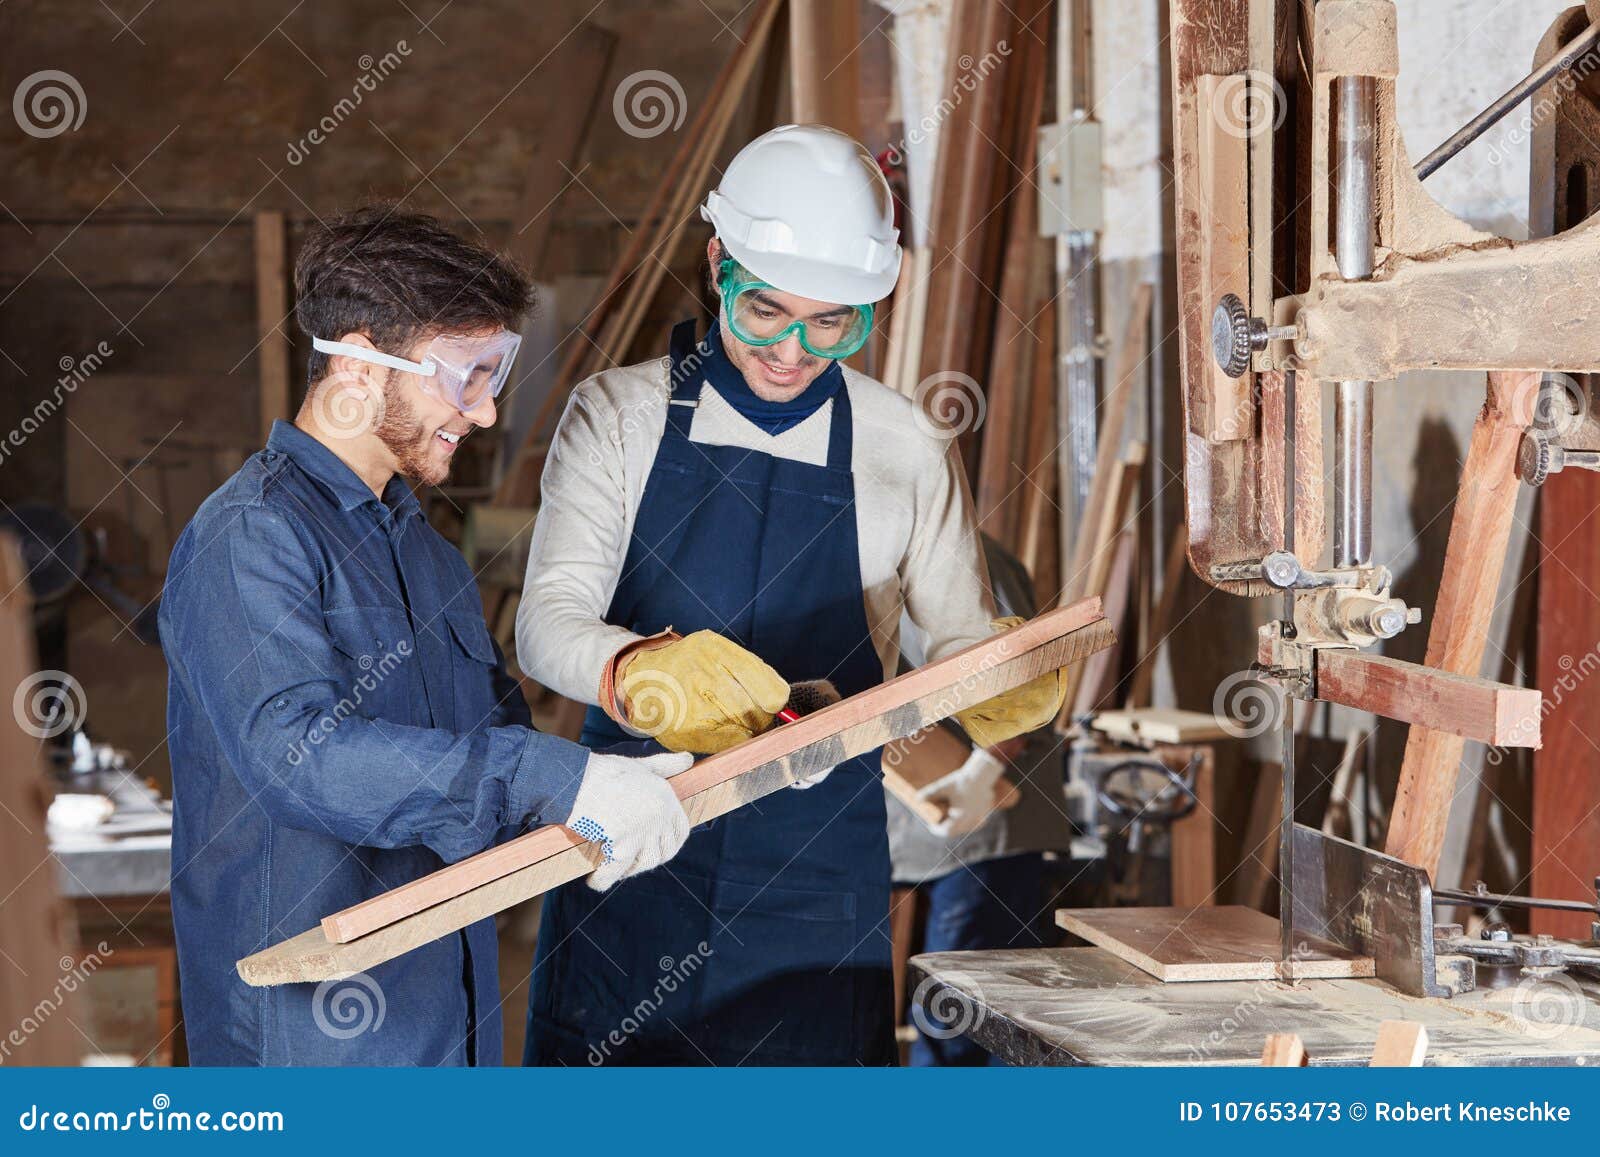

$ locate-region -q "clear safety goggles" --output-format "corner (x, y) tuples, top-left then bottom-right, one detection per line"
(717, 260), (873, 360)
(311, 330), (522, 411)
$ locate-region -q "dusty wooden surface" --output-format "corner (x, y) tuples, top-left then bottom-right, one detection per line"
(910, 946), (1600, 1066)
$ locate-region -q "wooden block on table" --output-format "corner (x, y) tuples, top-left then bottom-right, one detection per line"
(1261, 1033), (1308, 1066)
(1370, 1020), (1428, 1067)
(1054, 905), (1375, 982)
(1092, 707), (1236, 746)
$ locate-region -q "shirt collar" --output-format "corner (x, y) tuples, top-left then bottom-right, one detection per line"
(266, 420), (422, 520)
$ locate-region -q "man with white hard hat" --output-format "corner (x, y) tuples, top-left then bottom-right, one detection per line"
(516, 124), (1068, 1065)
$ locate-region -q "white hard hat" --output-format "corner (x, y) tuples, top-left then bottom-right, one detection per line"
(702, 124), (903, 306)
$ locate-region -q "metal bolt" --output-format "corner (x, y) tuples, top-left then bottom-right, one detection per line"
(1262, 551), (1302, 589)
(1371, 606), (1406, 639)
(1482, 922), (1513, 942)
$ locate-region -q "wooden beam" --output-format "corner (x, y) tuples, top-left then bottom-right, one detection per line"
(504, 24), (615, 275)
(1316, 651), (1541, 749)
(788, 0), (860, 135)
(1191, 73), (1252, 441)
(239, 601), (1115, 984)
(1370, 1020), (1428, 1067)
(1123, 522), (1189, 709)
(253, 211), (291, 443)
(1167, 744), (1217, 908)
(1386, 372), (1538, 875)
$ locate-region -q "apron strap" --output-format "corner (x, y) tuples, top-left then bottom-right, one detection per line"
(825, 377), (853, 471)
(665, 318), (708, 441)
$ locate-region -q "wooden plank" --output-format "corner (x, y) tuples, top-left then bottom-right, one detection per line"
(504, 24), (615, 274)
(1191, 73), (1252, 441)
(789, 0), (861, 135)
(882, 722), (972, 828)
(1315, 650), (1541, 749)
(1016, 296), (1058, 589)
(1092, 707), (1233, 746)
(1260, 1033), (1307, 1066)
(1123, 522), (1189, 709)
(1385, 371), (1539, 875)
(1072, 529), (1135, 715)
(1370, 1020), (1428, 1067)
(253, 210), (290, 443)
(1061, 285), (1153, 605)
(1168, 744), (1217, 908)
(239, 602), (1115, 983)
(916, 0), (1012, 389)
(1054, 905), (1374, 982)
(1234, 759), (1282, 911)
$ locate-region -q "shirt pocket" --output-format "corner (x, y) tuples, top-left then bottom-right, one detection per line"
(322, 605), (417, 720)
(443, 602), (504, 726)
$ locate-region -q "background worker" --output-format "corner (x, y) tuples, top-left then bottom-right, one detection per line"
(160, 208), (692, 1066)
(891, 536), (1073, 1065)
(516, 125), (1068, 1066)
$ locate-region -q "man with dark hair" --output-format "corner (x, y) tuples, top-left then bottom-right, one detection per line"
(160, 207), (694, 1066)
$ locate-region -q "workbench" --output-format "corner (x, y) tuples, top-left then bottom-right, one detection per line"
(909, 947), (1600, 1066)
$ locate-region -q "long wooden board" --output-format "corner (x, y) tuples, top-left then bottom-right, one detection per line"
(1385, 371), (1538, 875)
(1315, 650), (1541, 749)
(238, 602), (1114, 985)
(1055, 905), (1375, 982)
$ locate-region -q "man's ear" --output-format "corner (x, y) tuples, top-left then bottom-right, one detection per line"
(329, 331), (384, 387)
(706, 238), (724, 296)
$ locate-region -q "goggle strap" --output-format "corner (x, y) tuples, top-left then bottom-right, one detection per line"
(312, 337), (436, 378)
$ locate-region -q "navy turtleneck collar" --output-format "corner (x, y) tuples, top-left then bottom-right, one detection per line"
(700, 322), (845, 436)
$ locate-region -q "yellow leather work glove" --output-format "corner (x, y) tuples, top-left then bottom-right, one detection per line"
(953, 616), (1068, 747)
(615, 630), (790, 754)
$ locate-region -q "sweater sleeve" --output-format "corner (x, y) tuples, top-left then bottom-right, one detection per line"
(899, 437), (997, 665)
(515, 382), (644, 704)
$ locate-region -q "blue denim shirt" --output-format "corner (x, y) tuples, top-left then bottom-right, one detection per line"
(160, 421), (588, 1066)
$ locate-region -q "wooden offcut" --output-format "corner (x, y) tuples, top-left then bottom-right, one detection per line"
(1315, 650), (1541, 749)
(239, 601), (1115, 984)
(1385, 371), (1540, 875)
(1091, 707), (1234, 746)
(1055, 905), (1375, 982)
(1260, 1033), (1307, 1066)
(1370, 1020), (1428, 1067)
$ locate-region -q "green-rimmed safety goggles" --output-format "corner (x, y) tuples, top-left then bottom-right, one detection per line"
(717, 259), (873, 360)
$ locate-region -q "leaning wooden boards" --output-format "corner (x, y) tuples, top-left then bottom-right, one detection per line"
(238, 600), (1114, 986)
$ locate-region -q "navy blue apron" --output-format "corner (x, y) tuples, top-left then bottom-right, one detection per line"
(525, 320), (894, 1066)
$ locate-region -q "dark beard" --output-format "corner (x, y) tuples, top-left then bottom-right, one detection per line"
(375, 378), (446, 486)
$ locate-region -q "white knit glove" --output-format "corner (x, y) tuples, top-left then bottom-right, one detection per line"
(566, 750), (694, 890)
(916, 747), (1006, 838)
